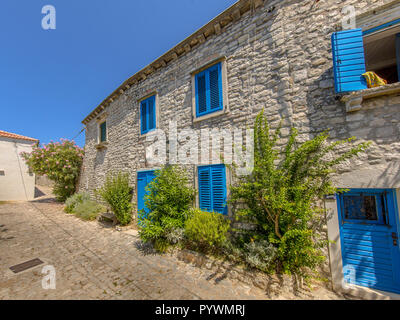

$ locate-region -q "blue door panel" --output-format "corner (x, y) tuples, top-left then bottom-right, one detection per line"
(337, 189), (400, 294)
(137, 170), (156, 224)
(344, 257), (393, 271)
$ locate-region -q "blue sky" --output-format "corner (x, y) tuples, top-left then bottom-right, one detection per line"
(0, 0), (237, 147)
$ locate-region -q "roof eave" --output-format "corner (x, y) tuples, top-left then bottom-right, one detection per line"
(82, 0), (268, 125)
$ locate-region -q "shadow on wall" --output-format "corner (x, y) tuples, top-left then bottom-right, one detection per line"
(375, 162), (400, 188)
(305, 66), (339, 135)
(34, 187), (45, 198)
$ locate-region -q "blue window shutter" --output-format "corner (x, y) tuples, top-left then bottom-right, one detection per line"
(141, 100), (147, 134)
(198, 166), (212, 211)
(210, 165), (227, 215)
(198, 164), (227, 215)
(209, 64), (222, 110)
(148, 95), (155, 130)
(331, 29), (367, 93)
(140, 95), (156, 134)
(196, 72), (207, 115)
(195, 62), (223, 117)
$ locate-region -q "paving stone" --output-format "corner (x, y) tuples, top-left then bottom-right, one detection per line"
(0, 191), (346, 300)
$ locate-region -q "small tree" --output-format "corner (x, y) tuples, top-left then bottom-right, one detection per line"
(139, 165), (196, 251)
(96, 172), (133, 226)
(230, 110), (370, 277)
(21, 139), (84, 202)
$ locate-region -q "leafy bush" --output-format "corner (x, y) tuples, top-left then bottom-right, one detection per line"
(153, 238), (171, 253)
(21, 139), (84, 202)
(243, 239), (278, 273)
(277, 229), (325, 276)
(64, 192), (90, 213)
(230, 109), (370, 277)
(96, 172), (133, 226)
(184, 209), (230, 252)
(165, 228), (185, 245)
(139, 166), (195, 251)
(74, 200), (105, 221)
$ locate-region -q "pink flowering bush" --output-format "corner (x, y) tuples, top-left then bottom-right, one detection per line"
(21, 139), (84, 202)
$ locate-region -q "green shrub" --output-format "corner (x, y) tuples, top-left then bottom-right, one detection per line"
(96, 172), (133, 226)
(230, 109), (370, 277)
(165, 228), (185, 245)
(244, 239), (278, 273)
(74, 200), (105, 221)
(64, 192), (90, 213)
(153, 238), (170, 253)
(20, 139), (84, 202)
(278, 229), (325, 276)
(184, 209), (230, 252)
(139, 166), (195, 251)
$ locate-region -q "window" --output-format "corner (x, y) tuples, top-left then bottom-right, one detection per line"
(195, 62), (223, 117)
(198, 164), (227, 215)
(140, 95), (156, 135)
(331, 20), (400, 94)
(338, 189), (389, 225)
(364, 26), (400, 84)
(99, 121), (107, 142)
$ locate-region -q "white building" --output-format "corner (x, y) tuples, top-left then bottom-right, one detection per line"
(0, 130), (38, 201)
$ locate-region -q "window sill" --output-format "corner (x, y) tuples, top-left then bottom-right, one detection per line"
(341, 82), (400, 112)
(139, 128), (157, 138)
(95, 141), (108, 150)
(193, 108), (228, 123)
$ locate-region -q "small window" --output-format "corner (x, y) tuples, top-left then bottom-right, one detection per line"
(140, 95), (156, 135)
(195, 62), (223, 117)
(339, 190), (388, 225)
(99, 121), (107, 142)
(0, 170), (5, 176)
(198, 164), (227, 215)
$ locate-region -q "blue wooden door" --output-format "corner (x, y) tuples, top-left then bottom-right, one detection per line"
(137, 170), (156, 224)
(337, 189), (400, 293)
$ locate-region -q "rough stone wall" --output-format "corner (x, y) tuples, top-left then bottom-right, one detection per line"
(79, 0), (400, 209)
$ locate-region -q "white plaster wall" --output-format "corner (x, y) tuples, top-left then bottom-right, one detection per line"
(0, 137), (36, 201)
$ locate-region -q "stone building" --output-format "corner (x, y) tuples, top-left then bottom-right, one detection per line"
(80, 0), (400, 298)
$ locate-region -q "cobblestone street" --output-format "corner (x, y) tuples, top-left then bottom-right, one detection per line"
(0, 189), (345, 300)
